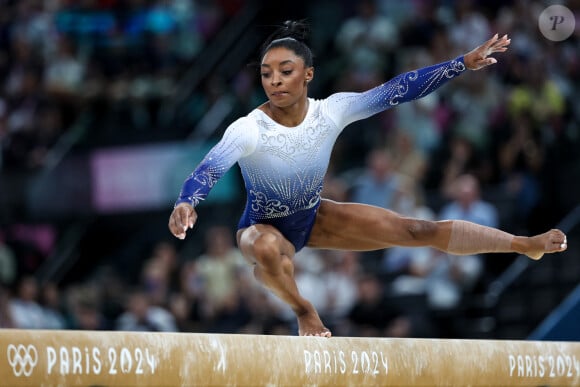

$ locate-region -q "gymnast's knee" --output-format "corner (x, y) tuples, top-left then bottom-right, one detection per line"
(252, 232), (283, 269)
(407, 218), (438, 240)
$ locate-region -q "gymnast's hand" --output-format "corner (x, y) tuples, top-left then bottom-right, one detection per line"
(464, 33), (510, 70)
(169, 203), (197, 240)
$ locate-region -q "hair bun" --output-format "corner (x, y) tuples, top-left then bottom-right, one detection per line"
(280, 19), (309, 41)
(259, 19), (314, 67)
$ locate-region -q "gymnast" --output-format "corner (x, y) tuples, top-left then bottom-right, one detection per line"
(168, 20), (567, 337)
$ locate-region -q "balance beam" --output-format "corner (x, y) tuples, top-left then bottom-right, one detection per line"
(1, 329), (579, 386)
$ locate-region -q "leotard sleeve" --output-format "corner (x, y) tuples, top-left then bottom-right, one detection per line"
(175, 117), (258, 208)
(327, 56), (467, 129)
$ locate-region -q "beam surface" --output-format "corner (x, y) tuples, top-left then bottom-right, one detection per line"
(1, 329), (579, 386)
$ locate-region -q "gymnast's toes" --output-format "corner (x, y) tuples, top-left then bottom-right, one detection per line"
(548, 229), (567, 251)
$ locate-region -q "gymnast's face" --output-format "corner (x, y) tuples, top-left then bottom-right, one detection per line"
(260, 47), (313, 108)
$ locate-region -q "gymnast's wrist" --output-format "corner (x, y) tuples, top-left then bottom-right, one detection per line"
(174, 198), (194, 209)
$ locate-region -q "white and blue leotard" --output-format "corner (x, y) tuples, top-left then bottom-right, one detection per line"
(176, 57), (466, 250)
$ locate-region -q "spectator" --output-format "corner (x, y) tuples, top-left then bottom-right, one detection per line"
(440, 174), (499, 228)
(347, 273), (412, 337)
(44, 36), (84, 99)
(319, 250), (361, 335)
(448, 0), (491, 53)
(9, 274), (45, 329)
(0, 233), (16, 286)
(167, 292), (199, 332)
(0, 284), (14, 328)
(140, 240), (180, 306)
(438, 135), (492, 200)
(507, 57), (565, 129)
(179, 254), (204, 321)
(389, 129), (427, 185)
(39, 281), (67, 329)
(67, 284), (111, 331)
(350, 148), (401, 209)
(447, 69), (503, 151)
(192, 225), (248, 322)
(116, 289), (177, 332)
(93, 265), (126, 325)
(335, 0), (398, 75)
(497, 111), (544, 227)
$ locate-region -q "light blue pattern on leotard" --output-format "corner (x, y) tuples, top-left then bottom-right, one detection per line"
(176, 57), (466, 221)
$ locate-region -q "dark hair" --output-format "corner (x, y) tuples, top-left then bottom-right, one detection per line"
(260, 20), (314, 67)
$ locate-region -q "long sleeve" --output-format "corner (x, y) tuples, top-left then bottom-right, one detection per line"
(326, 56), (467, 129)
(175, 117), (258, 208)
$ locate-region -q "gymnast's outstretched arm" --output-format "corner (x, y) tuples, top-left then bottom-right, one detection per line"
(327, 34), (511, 129)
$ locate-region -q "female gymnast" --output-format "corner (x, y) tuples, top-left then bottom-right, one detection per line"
(168, 20), (567, 337)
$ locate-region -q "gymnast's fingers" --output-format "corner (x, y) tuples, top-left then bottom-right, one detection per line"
(168, 211), (182, 238)
(169, 205), (189, 238)
(490, 34), (510, 52)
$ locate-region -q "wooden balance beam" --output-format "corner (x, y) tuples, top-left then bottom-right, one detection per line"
(1, 329), (579, 386)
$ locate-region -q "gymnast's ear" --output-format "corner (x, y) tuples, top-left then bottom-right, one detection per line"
(305, 67), (314, 84)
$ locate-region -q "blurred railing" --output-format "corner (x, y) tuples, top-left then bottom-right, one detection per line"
(162, 2), (261, 134)
(528, 282), (580, 341)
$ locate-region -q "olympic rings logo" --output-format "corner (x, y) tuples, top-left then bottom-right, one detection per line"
(7, 344), (38, 377)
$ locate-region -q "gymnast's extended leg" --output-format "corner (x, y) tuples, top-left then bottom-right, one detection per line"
(308, 199), (567, 259)
(237, 225), (331, 337)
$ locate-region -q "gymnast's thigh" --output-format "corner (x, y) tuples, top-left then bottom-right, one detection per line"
(307, 198), (409, 251)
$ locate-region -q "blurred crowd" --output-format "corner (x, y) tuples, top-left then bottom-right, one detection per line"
(0, 0), (232, 170)
(0, 0), (578, 338)
(0, 225), (434, 337)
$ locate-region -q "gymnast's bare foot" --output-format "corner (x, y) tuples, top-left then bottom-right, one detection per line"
(521, 229), (567, 260)
(297, 310), (332, 337)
